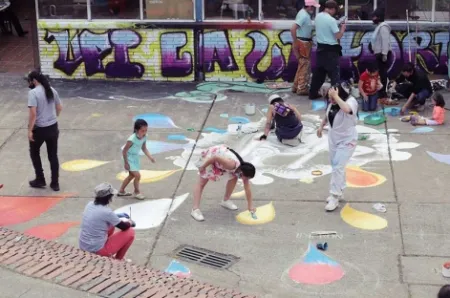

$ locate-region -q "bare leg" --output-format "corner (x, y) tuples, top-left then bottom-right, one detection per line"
(131, 171), (141, 194)
(223, 177), (238, 201)
(193, 177), (209, 210)
(119, 173), (134, 193)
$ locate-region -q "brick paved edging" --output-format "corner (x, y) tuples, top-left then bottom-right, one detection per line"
(0, 228), (256, 298)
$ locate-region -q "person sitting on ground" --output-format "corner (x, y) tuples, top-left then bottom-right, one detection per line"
(406, 92), (445, 126)
(259, 94), (303, 146)
(79, 183), (135, 260)
(393, 62), (432, 114)
(191, 145), (256, 222)
(358, 64), (383, 112)
(439, 285), (450, 298)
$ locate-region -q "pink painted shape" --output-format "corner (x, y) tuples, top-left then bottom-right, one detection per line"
(0, 196), (65, 226)
(24, 222), (79, 240)
(173, 272), (192, 278)
(288, 263), (345, 285)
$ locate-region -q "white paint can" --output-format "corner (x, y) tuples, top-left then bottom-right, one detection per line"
(245, 103), (256, 115)
(442, 262), (450, 277)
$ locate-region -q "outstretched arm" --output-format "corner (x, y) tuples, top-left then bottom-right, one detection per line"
(142, 142), (155, 162)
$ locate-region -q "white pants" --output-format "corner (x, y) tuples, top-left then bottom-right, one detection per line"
(328, 137), (356, 197)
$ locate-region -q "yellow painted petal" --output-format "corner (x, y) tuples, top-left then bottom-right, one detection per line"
(116, 170), (180, 183)
(299, 178), (314, 184)
(236, 202), (275, 225)
(340, 203), (388, 230)
(346, 166), (386, 188)
(91, 113), (102, 117)
(61, 159), (110, 172)
(231, 190), (245, 198)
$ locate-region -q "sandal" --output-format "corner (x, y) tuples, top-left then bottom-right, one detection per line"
(117, 191), (132, 196)
(134, 193), (146, 200)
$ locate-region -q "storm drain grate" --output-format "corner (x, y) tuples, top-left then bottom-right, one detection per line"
(172, 245), (240, 270)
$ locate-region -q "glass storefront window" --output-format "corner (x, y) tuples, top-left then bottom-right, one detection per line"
(204, 0), (258, 20)
(379, 0), (433, 21)
(261, 0), (297, 19)
(348, 0), (374, 20)
(435, 0), (450, 21)
(37, 0), (88, 19)
(145, 0), (194, 19)
(91, 0), (140, 19)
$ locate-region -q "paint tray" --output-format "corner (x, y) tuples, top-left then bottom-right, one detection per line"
(364, 113), (386, 126)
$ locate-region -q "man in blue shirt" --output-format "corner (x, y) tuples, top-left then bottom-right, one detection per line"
(291, 0), (320, 95)
(309, 0), (346, 100)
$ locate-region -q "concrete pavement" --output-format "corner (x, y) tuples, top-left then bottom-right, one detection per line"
(0, 74), (449, 297)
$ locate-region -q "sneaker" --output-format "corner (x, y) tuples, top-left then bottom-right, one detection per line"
(326, 194), (343, 202)
(50, 182), (60, 191)
(134, 193), (145, 200)
(191, 209), (205, 221)
(29, 178), (46, 188)
(220, 200), (238, 210)
(325, 197), (339, 212)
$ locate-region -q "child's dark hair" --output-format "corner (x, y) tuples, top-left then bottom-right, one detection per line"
(433, 92), (445, 108)
(227, 148), (256, 179)
(134, 119), (148, 132)
(402, 62), (415, 73)
(330, 81), (351, 101)
(367, 64), (379, 73)
(94, 194), (113, 206)
(28, 70), (54, 102)
(438, 285), (450, 298)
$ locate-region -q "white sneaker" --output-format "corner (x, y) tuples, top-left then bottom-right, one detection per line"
(191, 209), (205, 221)
(220, 200), (238, 210)
(327, 194), (344, 202)
(325, 197), (339, 212)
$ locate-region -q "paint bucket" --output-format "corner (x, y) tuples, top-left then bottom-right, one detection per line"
(442, 262), (450, 277)
(390, 107), (401, 116)
(245, 103), (256, 116)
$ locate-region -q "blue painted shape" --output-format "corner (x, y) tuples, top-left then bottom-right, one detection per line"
(165, 260), (191, 276)
(411, 127), (434, 133)
(133, 113), (178, 129)
(220, 113), (229, 118)
(203, 127), (227, 134)
(167, 134), (187, 141)
(427, 151), (450, 165)
(311, 100), (327, 111)
(303, 244), (339, 266)
(261, 108), (268, 113)
(229, 116), (250, 124)
(358, 112), (370, 120)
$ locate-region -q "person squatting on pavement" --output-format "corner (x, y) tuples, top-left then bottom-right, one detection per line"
(191, 145), (256, 222)
(369, 8), (392, 103)
(316, 82), (358, 212)
(290, 0), (320, 95)
(260, 94), (303, 146)
(79, 183), (135, 261)
(309, 0), (346, 100)
(27, 70), (62, 191)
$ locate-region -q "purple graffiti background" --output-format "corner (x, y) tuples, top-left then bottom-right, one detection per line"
(44, 28), (449, 81)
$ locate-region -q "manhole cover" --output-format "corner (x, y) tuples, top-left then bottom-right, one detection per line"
(172, 245), (239, 270)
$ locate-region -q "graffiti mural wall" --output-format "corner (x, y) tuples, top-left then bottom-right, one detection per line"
(38, 22), (449, 81)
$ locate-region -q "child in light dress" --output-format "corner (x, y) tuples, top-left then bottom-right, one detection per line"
(118, 119), (155, 200)
(191, 145), (256, 222)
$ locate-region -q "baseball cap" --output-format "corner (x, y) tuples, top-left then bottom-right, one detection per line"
(94, 182), (118, 197)
(268, 94), (282, 104)
(305, 0), (320, 8)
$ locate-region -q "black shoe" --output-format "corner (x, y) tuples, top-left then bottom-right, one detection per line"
(29, 178), (46, 188)
(309, 93), (322, 100)
(50, 182), (60, 191)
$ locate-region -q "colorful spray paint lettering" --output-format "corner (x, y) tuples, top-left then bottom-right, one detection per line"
(39, 26), (449, 81)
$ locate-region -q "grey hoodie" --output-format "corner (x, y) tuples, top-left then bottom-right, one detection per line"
(371, 22), (391, 55)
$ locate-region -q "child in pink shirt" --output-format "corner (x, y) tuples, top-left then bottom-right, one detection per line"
(410, 92), (445, 126)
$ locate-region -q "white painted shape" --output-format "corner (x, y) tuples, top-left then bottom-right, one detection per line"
(114, 193), (189, 230)
(170, 114), (420, 185)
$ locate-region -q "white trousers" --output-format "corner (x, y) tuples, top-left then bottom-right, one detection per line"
(328, 137), (356, 197)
